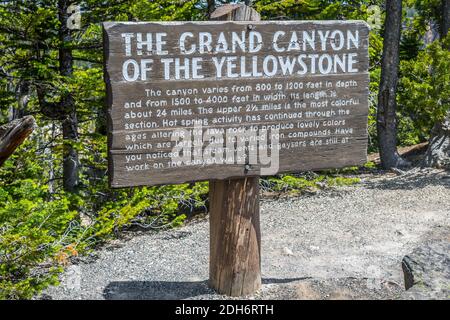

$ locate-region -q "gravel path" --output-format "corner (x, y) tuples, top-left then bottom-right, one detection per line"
(43, 169), (450, 300)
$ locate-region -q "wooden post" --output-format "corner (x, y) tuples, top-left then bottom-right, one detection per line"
(208, 4), (262, 297)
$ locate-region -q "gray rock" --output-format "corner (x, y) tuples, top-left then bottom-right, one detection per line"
(423, 114), (450, 169)
(401, 229), (450, 300)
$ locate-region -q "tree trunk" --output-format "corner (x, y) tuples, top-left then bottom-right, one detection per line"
(423, 0), (450, 169)
(58, 0), (79, 192)
(0, 116), (36, 166)
(440, 0), (449, 38)
(12, 81), (30, 120)
(207, 0), (215, 18)
(376, 0), (409, 169)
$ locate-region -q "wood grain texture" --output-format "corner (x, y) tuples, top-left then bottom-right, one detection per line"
(208, 4), (261, 297)
(103, 21), (370, 84)
(103, 12), (370, 188)
(209, 177), (261, 296)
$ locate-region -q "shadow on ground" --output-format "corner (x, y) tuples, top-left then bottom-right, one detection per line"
(363, 169), (450, 191)
(103, 278), (310, 300)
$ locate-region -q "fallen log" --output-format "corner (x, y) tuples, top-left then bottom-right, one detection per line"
(0, 115), (36, 167)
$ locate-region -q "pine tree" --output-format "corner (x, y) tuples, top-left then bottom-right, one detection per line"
(376, 0), (410, 168)
(0, 0), (138, 192)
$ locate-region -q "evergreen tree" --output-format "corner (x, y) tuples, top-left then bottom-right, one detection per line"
(376, 0), (409, 168)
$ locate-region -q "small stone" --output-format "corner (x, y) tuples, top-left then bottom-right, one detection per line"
(391, 168), (406, 175)
(282, 247), (294, 256)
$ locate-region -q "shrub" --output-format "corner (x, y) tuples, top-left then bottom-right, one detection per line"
(398, 37), (450, 144)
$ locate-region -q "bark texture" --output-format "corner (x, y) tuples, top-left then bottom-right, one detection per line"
(0, 116), (36, 167)
(377, 0), (409, 169)
(58, 0), (79, 192)
(207, 0), (215, 18)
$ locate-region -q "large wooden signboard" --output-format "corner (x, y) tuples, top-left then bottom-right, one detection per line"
(103, 20), (369, 188)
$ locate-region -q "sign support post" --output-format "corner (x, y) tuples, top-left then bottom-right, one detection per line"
(208, 4), (262, 297)
(103, 5), (370, 298)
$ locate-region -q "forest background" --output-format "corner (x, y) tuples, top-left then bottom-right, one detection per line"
(0, 0), (449, 299)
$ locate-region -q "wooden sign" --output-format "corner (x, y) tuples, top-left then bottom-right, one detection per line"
(103, 20), (369, 188)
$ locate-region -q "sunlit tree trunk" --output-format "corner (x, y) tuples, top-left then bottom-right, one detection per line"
(377, 0), (409, 169)
(58, 0), (79, 192)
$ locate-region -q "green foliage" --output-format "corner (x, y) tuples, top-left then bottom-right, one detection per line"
(408, 0), (444, 36)
(0, 144), (209, 299)
(0, 179), (75, 299)
(398, 36), (450, 144)
(131, 0), (205, 21)
(0, 0), (448, 300)
(400, 33), (423, 60)
(254, 0), (323, 20)
(254, 0), (384, 21)
(264, 172), (360, 194)
(0, 1), (211, 299)
(368, 67), (381, 152)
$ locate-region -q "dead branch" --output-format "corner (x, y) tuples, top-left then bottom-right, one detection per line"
(0, 115), (36, 166)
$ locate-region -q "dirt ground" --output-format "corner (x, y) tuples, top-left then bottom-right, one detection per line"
(42, 167), (450, 300)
